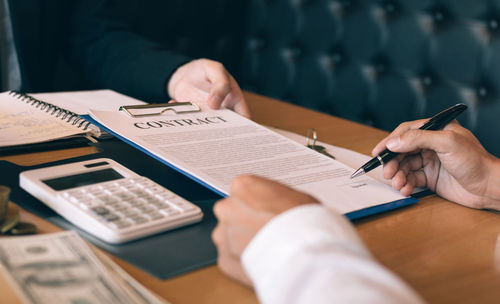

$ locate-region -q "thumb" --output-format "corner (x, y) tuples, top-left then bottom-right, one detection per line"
(386, 129), (457, 154)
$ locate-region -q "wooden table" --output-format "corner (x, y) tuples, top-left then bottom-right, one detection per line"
(2, 92), (500, 303)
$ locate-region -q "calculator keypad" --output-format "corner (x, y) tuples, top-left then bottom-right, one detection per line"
(61, 177), (201, 232)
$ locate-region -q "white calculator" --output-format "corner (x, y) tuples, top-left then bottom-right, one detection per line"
(19, 158), (203, 244)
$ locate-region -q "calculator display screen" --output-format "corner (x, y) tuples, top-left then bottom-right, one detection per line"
(42, 168), (124, 191)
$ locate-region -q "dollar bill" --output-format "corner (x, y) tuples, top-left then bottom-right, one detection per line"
(0, 185), (10, 222)
(0, 231), (168, 304)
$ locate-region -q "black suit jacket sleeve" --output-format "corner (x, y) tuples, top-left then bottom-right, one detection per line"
(68, 0), (191, 102)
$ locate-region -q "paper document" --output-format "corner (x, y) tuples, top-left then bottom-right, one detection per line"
(270, 127), (427, 194)
(90, 106), (410, 215)
(0, 231), (167, 304)
(31, 90), (146, 115)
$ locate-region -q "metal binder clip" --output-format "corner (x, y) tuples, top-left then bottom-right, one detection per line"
(306, 128), (335, 159)
(119, 102), (201, 118)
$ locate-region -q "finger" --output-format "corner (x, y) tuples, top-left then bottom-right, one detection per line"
(398, 154), (424, 175)
(204, 62), (232, 109)
(391, 170), (408, 191)
(170, 80), (210, 103)
(386, 128), (459, 154)
(382, 154), (406, 180)
(217, 254), (253, 287)
(400, 170), (427, 196)
(211, 224), (226, 250)
(220, 77), (250, 117)
(214, 195), (268, 231)
(213, 197), (242, 225)
(372, 119), (427, 156)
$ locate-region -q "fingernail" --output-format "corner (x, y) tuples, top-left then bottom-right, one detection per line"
(386, 136), (400, 150)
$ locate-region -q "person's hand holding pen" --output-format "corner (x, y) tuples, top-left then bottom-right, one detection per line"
(167, 59), (251, 118)
(371, 119), (500, 210)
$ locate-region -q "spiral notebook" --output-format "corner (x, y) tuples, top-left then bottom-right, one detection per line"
(0, 91), (105, 154)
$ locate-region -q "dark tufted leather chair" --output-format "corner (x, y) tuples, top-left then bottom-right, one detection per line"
(238, 0), (500, 157)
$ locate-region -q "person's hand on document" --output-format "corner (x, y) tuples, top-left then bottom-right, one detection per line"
(212, 175), (319, 286)
(372, 119), (500, 210)
(167, 59), (250, 118)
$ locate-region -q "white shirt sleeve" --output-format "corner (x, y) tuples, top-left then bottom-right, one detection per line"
(241, 204), (424, 304)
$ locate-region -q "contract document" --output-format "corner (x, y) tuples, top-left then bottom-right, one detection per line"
(89, 106), (416, 217)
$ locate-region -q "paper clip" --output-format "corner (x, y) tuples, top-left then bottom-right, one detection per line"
(119, 102), (201, 118)
(306, 128), (335, 159)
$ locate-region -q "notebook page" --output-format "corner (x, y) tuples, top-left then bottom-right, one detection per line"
(0, 92), (85, 147)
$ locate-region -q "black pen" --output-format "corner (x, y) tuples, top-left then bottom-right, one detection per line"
(350, 103), (468, 179)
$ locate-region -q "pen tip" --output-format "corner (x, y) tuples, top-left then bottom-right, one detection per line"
(350, 168), (365, 179)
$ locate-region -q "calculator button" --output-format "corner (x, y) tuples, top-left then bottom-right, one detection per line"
(117, 209), (137, 217)
(178, 204), (196, 212)
(98, 195), (119, 204)
(156, 192), (176, 200)
(105, 185), (121, 192)
(152, 213), (165, 220)
(143, 212), (164, 220)
(153, 202), (170, 209)
(110, 203), (128, 211)
(131, 189), (149, 197)
(159, 209), (180, 216)
(135, 180), (153, 187)
(109, 220), (132, 230)
(91, 206), (110, 216)
(129, 215), (149, 224)
(137, 205), (155, 213)
(102, 213), (120, 222)
(145, 186), (166, 194)
(78, 198), (101, 208)
(115, 192), (135, 200)
(128, 198), (147, 206)
(68, 196), (82, 204)
(116, 180), (132, 186)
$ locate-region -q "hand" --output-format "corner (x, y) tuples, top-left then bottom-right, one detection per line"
(212, 175), (319, 286)
(372, 119), (500, 210)
(167, 59), (250, 118)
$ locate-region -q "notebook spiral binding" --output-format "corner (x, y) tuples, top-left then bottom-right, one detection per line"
(8, 91), (92, 130)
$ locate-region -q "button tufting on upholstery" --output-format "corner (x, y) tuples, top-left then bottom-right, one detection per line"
(476, 80), (495, 102)
(372, 55), (390, 75)
(327, 46), (347, 66)
(486, 14), (500, 33)
(419, 70), (438, 89)
(422, 74), (433, 87)
(283, 43), (303, 62)
(248, 36), (266, 51)
(294, 0), (311, 10)
(428, 4), (452, 27)
(380, 0), (399, 16)
(339, 0), (356, 12)
(238, 0), (500, 156)
(478, 86), (488, 98)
